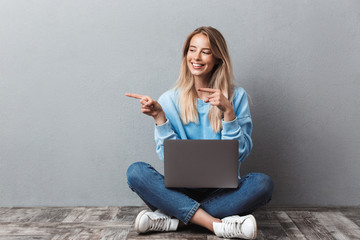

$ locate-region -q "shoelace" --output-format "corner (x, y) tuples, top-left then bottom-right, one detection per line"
(221, 218), (246, 238)
(148, 213), (171, 232)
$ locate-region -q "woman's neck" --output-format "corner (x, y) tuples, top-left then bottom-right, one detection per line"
(194, 76), (210, 100)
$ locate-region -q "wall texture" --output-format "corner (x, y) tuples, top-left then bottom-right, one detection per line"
(1, 0), (359, 206)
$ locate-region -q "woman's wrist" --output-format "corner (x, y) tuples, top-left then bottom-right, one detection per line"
(154, 111), (167, 125)
(223, 107), (236, 122)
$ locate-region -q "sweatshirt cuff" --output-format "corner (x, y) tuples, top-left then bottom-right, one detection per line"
(222, 117), (240, 133)
(155, 119), (173, 136)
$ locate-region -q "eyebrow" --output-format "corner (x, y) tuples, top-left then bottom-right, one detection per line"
(189, 45), (211, 50)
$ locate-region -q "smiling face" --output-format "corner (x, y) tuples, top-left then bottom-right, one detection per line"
(186, 33), (217, 81)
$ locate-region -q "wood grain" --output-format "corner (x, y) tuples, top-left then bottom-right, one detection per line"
(0, 206), (359, 239)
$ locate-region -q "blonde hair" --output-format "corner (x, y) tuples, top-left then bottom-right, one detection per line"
(174, 26), (235, 133)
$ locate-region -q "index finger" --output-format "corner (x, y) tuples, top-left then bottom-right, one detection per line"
(125, 93), (145, 99)
(198, 88), (217, 93)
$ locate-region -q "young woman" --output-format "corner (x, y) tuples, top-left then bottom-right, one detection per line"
(125, 26), (273, 239)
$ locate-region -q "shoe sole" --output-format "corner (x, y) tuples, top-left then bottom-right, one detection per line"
(249, 214), (257, 239)
(134, 210), (148, 233)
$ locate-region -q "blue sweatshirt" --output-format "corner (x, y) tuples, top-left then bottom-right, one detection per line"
(154, 86), (253, 174)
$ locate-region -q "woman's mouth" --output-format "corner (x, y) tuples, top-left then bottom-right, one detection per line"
(192, 63), (205, 69)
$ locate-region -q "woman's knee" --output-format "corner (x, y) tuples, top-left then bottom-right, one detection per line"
(247, 173), (274, 199)
(126, 161), (151, 188)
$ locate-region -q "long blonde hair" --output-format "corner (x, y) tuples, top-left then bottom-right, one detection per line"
(174, 26), (235, 133)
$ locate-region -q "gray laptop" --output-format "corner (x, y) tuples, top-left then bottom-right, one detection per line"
(164, 139), (239, 188)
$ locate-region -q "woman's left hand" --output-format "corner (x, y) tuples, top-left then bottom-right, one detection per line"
(198, 88), (231, 112)
(198, 88), (236, 121)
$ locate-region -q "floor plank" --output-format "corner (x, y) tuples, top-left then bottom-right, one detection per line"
(313, 211), (360, 240)
(0, 206), (359, 239)
(100, 227), (130, 240)
(61, 207), (87, 223)
(114, 206), (147, 225)
(29, 208), (73, 223)
(274, 211), (306, 239)
(0, 208), (11, 216)
(0, 208), (42, 222)
(341, 207), (360, 228)
(286, 210), (335, 240)
(0, 222), (54, 235)
(0, 237), (50, 240)
(253, 210), (290, 240)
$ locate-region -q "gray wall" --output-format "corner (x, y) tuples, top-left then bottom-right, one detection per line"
(1, 0), (359, 207)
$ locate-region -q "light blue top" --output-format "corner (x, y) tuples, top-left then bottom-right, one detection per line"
(154, 86), (253, 173)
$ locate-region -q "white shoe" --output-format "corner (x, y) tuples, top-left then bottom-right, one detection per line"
(134, 209), (179, 234)
(213, 214), (257, 239)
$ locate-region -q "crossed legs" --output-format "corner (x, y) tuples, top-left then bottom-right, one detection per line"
(127, 162), (273, 232)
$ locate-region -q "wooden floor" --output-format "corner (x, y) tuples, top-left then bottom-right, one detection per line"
(0, 206), (360, 239)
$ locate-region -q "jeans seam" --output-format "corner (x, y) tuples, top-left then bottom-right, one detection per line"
(184, 202), (201, 224)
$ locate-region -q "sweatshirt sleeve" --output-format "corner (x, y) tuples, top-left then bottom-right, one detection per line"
(155, 119), (179, 161)
(221, 88), (253, 164)
(154, 91), (180, 161)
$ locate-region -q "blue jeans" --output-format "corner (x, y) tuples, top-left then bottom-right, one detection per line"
(127, 162), (273, 224)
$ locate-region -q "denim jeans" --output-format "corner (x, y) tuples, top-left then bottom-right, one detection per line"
(127, 161), (274, 224)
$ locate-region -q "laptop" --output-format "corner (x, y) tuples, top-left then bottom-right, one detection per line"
(164, 139), (239, 188)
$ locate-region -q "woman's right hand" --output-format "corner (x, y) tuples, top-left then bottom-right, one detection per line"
(125, 93), (167, 125)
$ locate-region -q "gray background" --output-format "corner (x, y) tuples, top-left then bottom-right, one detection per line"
(1, 0), (359, 207)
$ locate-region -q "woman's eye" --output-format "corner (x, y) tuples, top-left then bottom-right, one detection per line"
(202, 51), (211, 55)
(189, 49), (195, 52)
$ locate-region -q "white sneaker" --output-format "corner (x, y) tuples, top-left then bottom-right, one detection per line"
(213, 214), (257, 239)
(134, 209), (179, 234)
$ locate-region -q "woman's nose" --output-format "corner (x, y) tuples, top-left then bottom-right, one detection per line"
(194, 51), (201, 60)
